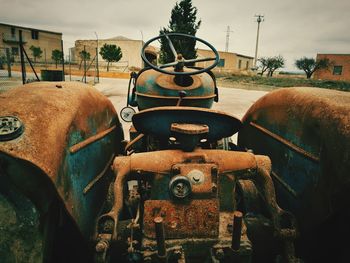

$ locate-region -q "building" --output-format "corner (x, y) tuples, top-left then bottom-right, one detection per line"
(73, 36), (157, 71)
(314, 54), (350, 81)
(196, 49), (254, 73)
(0, 22), (62, 62)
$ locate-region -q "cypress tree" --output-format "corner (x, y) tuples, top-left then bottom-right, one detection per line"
(159, 0), (201, 65)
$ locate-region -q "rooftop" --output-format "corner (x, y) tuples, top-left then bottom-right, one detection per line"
(0, 22), (62, 35)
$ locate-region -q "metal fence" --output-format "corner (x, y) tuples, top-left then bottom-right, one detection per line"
(0, 47), (22, 93)
(0, 31), (134, 93)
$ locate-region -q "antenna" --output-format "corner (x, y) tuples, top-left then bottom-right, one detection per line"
(225, 26), (234, 52)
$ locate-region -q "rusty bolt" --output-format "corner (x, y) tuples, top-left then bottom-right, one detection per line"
(215, 248), (225, 260)
(173, 166), (180, 174)
(95, 240), (109, 252)
(212, 183), (217, 193)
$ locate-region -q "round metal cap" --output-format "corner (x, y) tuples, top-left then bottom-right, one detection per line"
(0, 116), (24, 141)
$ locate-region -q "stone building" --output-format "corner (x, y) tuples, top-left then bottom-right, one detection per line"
(314, 54), (350, 81)
(0, 22), (62, 62)
(72, 36), (157, 71)
(196, 49), (254, 73)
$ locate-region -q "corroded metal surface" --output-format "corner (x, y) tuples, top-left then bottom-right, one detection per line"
(238, 87), (350, 232)
(135, 69), (216, 110)
(132, 106), (242, 142)
(173, 163), (216, 197)
(143, 199), (219, 239)
(0, 81), (119, 179)
(0, 81), (124, 240)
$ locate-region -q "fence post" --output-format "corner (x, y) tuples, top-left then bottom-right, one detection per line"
(44, 48), (47, 68)
(96, 47), (99, 83)
(83, 45), (87, 83)
(5, 48), (11, 78)
(19, 30), (26, 84)
(61, 40), (65, 81)
(69, 49), (71, 81)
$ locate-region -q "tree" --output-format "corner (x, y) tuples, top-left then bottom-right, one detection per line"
(99, 44), (122, 72)
(267, 55), (285, 77)
(51, 49), (63, 68)
(295, 57), (330, 79)
(159, 0), (201, 65)
(257, 57), (270, 75)
(79, 50), (91, 69)
(29, 45), (43, 63)
(258, 55), (285, 77)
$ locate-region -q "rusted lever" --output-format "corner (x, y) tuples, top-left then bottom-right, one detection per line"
(154, 216), (168, 263)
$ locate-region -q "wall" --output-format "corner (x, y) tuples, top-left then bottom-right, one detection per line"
(0, 23), (62, 62)
(314, 54), (350, 81)
(196, 49), (253, 73)
(74, 39), (144, 70)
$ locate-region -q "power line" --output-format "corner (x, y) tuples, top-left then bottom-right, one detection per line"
(254, 14), (264, 69)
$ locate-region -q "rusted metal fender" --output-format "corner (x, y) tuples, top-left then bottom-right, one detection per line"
(238, 87), (350, 231)
(0, 82), (124, 238)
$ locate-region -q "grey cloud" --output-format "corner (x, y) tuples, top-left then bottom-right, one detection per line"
(1, 0), (348, 69)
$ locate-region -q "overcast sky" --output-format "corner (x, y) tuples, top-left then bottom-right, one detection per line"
(1, 0), (349, 70)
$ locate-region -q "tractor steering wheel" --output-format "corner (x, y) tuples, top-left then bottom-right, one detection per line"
(141, 33), (220, 76)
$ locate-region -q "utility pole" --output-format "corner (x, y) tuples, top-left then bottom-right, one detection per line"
(94, 32), (99, 83)
(225, 26), (234, 52)
(254, 14), (264, 69)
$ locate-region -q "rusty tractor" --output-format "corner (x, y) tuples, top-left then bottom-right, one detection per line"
(0, 33), (349, 263)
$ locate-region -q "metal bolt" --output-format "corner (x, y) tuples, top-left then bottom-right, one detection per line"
(173, 166), (180, 174)
(212, 183), (217, 193)
(95, 240), (109, 252)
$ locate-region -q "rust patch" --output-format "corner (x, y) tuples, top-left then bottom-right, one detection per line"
(156, 74), (203, 91)
(173, 163), (217, 197)
(143, 199), (219, 239)
(70, 125), (116, 154)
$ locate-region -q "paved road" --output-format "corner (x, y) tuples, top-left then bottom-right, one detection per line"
(94, 77), (267, 142)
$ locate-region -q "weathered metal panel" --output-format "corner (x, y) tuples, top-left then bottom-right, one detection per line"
(238, 87), (350, 231)
(135, 69), (216, 110)
(132, 106), (241, 142)
(143, 199), (219, 239)
(0, 82), (124, 239)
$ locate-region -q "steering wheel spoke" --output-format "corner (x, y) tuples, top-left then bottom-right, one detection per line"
(159, 61), (179, 68)
(165, 34), (178, 59)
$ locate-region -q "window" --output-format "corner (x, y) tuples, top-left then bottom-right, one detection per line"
(11, 27), (16, 37)
(238, 59), (242, 69)
(218, 59), (225, 67)
(31, 30), (39, 40)
(11, 47), (19, 56)
(333, 65), (343, 75)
